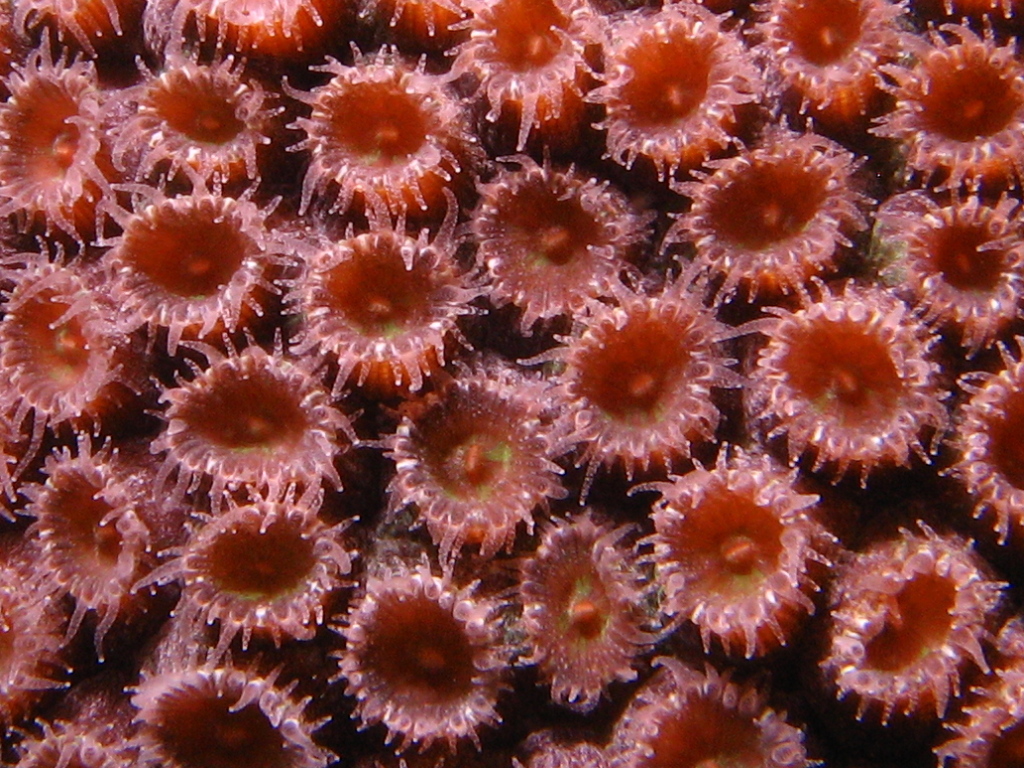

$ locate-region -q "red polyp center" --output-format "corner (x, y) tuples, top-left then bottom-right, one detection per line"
(430, 426), (515, 499)
(489, 0), (568, 71)
(780, 318), (903, 427)
(783, 0), (863, 66)
(181, 365), (309, 452)
(643, 695), (762, 768)
(559, 569), (610, 642)
(667, 489), (784, 596)
(17, 292), (94, 390)
(51, 125), (81, 172)
(926, 220), (1005, 292)
(569, 596), (604, 639)
(987, 390), (1024, 489)
(203, 515), (316, 600)
(152, 73), (246, 145)
(46, 470), (123, 569)
(620, 28), (714, 127)
(499, 181), (603, 267)
(705, 159), (829, 251)
(577, 313), (689, 424)
(22, 87), (82, 181)
(919, 52), (1022, 141)
(126, 202), (251, 299)
(324, 80), (430, 163)
(720, 535), (759, 573)
(864, 572), (957, 672)
(321, 236), (432, 337)
(152, 685), (288, 768)
(989, 720), (1024, 768)
(363, 592), (477, 704)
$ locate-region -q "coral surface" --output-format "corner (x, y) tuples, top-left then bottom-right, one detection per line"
(3, 4), (1024, 768)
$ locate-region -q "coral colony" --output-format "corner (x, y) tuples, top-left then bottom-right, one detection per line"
(14, 1), (1024, 768)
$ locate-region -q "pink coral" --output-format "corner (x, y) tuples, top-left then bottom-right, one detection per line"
(519, 511), (654, 712)
(821, 524), (1002, 723)
(449, 0), (602, 152)
(549, 280), (736, 490)
(287, 47), (478, 223)
(131, 663), (331, 768)
(23, 434), (154, 658)
(0, 565), (69, 726)
(284, 212), (480, 396)
(136, 496), (352, 658)
(101, 186), (284, 354)
(608, 658), (808, 768)
(873, 24), (1024, 192)
(643, 446), (831, 658)
(336, 563), (510, 752)
(151, 343), (352, 513)
(0, 260), (124, 455)
(754, 0), (906, 129)
(0, 42), (111, 243)
(669, 129), (869, 302)
(386, 362), (568, 565)
(951, 338), (1024, 543)
(875, 192), (1024, 357)
(747, 282), (948, 484)
(591, 4), (762, 179)
(109, 50), (280, 186)
(470, 155), (651, 334)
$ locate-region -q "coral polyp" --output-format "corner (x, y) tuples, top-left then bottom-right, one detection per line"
(386, 363), (567, 565)
(747, 282), (948, 483)
(23, 435), (153, 658)
(13, 720), (132, 768)
(875, 192), (1024, 356)
(287, 48), (477, 222)
(470, 156), (651, 334)
(936, 664), (1024, 768)
(551, 281), (735, 487)
(0, 43), (110, 243)
(519, 512), (653, 712)
(8, 3), (1024, 765)
(450, 0), (602, 152)
(0, 260), (123, 451)
(0, 567), (69, 726)
(359, 0), (468, 52)
(951, 339), (1024, 543)
(285, 215), (480, 396)
(15, 0), (140, 57)
(131, 664), (331, 768)
(136, 497), (352, 658)
(669, 129), (869, 302)
(592, 4), (762, 179)
(101, 186), (281, 354)
(143, 0), (343, 61)
(517, 736), (607, 768)
(336, 563), (509, 752)
(874, 24), (1024, 192)
(608, 658), (808, 768)
(643, 447), (831, 658)
(821, 524), (1002, 723)
(111, 51), (279, 186)
(151, 343), (351, 512)
(0, 412), (23, 509)
(754, 0), (906, 129)
(0, 2), (27, 96)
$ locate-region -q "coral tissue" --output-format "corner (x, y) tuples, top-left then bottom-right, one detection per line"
(4, 2), (1024, 768)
